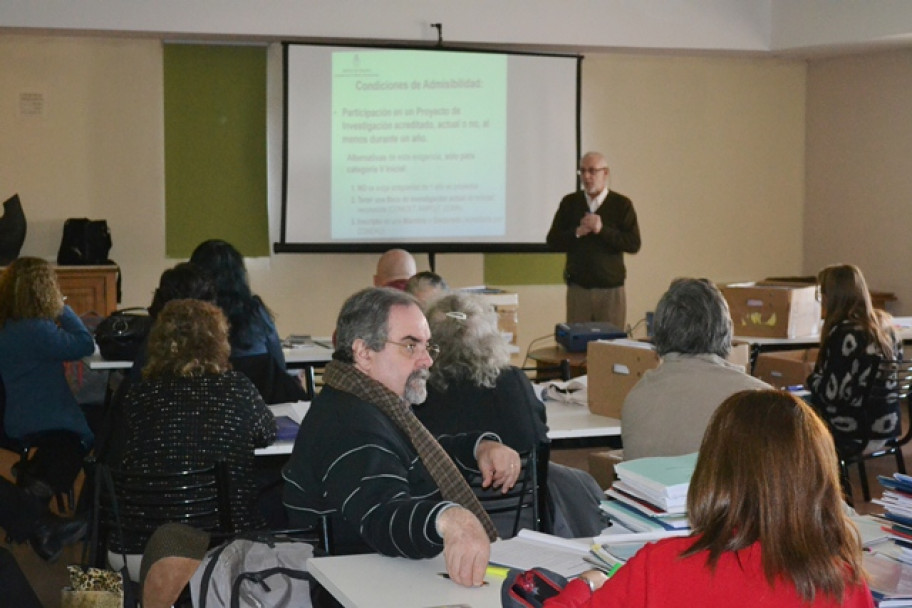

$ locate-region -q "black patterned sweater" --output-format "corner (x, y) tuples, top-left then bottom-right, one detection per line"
(118, 371), (276, 551)
(807, 320), (903, 446)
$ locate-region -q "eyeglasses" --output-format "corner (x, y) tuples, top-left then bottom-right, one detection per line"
(386, 340), (440, 359)
(577, 167), (607, 176)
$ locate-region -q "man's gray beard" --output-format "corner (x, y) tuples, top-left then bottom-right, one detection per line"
(404, 368), (430, 405)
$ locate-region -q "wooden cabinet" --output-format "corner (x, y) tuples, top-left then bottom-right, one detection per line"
(54, 265), (118, 317)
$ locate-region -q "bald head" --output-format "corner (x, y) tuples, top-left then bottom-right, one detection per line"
(374, 249), (417, 288)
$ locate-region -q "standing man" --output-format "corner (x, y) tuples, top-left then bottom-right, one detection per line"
(283, 287), (520, 588)
(546, 152), (641, 327)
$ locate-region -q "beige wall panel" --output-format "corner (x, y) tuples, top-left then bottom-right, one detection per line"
(805, 49), (912, 314)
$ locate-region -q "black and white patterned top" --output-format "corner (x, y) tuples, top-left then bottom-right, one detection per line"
(807, 320), (903, 446)
(119, 371), (276, 551)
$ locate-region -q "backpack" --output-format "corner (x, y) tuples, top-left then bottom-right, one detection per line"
(190, 532), (316, 608)
(57, 218), (112, 265)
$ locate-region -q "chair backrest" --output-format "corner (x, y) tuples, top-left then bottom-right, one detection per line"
(464, 445), (545, 539)
(90, 460), (234, 562)
(866, 358), (912, 444)
(521, 359), (572, 384)
(230, 354), (310, 403)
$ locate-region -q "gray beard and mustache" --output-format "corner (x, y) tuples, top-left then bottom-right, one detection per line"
(404, 368), (430, 405)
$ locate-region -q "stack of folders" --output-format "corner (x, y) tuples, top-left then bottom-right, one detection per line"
(600, 453), (696, 535)
(863, 474), (912, 606)
(875, 474), (912, 562)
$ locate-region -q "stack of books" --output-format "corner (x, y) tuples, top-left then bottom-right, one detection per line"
(600, 453), (696, 535)
(860, 474), (912, 606)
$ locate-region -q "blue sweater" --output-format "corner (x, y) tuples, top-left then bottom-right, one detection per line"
(0, 306), (95, 446)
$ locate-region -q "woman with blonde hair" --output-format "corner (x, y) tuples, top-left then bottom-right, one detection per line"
(544, 390), (873, 607)
(807, 264), (902, 451)
(117, 299), (275, 562)
(0, 257), (94, 502)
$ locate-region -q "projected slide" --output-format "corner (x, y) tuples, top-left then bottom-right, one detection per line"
(331, 51), (506, 240)
(282, 43), (579, 252)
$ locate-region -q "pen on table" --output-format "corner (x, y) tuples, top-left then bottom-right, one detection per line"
(436, 573), (490, 585)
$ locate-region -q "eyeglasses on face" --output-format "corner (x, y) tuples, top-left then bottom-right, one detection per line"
(386, 340), (440, 359)
(577, 167), (608, 176)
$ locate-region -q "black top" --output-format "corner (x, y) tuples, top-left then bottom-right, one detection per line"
(417, 366), (549, 452)
(546, 190), (641, 289)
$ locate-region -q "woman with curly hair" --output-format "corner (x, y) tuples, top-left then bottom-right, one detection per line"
(807, 264), (903, 451)
(545, 390), (872, 608)
(117, 299), (275, 565)
(416, 291), (603, 538)
(0, 257), (94, 502)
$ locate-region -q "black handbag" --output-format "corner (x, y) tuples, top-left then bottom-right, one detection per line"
(94, 308), (152, 361)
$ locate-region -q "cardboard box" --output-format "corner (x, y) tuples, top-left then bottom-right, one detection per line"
(587, 339), (756, 418)
(752, 347), (819, 389)
(587, 340), (660, 418)
(472, 290), (519, 346)
(588, 449), (624, 490)
(721, 282), (821, 339)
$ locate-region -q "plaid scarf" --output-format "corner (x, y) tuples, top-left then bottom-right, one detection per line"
(323, 359), (498, 541)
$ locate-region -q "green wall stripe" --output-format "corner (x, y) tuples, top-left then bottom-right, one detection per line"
(164, 44), (269, 258)
(483, 253), (565, 285)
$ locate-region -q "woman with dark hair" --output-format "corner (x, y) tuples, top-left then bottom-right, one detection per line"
(117, 299), (275, 573)
(0, 257), (95, 501)
(188, 239), (284, 365)
(544, 390), (873, 608)
(807, 264), (902, 451)
(189, 239), (306, 403)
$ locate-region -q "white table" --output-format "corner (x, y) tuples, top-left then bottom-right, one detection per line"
(86, 341), (334, 399)
(255, 400), (621, 456)
(545, 400), (621, 449)
(85, 343), (333, 371)
(256, 402), (310, 456)
(735, 317), (912, 374)
(308, 552), (502, 608)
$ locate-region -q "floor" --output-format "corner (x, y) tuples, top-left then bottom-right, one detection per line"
(8, 446), (897, 607)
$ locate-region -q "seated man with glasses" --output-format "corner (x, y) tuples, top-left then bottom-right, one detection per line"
(547, 151), (641, 327)
(282, 287), (520, 589)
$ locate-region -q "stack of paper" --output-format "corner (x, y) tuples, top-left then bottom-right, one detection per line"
(875, 474), (912, 561)
(865, 551), (912, 607)
(600, 453), (696, 534)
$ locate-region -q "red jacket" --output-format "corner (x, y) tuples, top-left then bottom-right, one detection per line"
(544, 536), (873, 608)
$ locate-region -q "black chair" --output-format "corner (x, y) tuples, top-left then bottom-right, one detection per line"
(838, 358), (912, 503)
(521, 359), (572, 384)
(465, 444), (550, 538)
(86, 459), (235, 576)
(230, 354), (310, 403)
(0, 375), (77, 512)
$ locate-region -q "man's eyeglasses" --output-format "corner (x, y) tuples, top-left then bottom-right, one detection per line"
(386, 340), (440, 359)
(577, 167), (607, 176)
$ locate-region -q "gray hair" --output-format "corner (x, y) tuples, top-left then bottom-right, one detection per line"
(424, 292), (510, 391)
(334, 287), (420, 363)
(653, 278), (732, 358)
